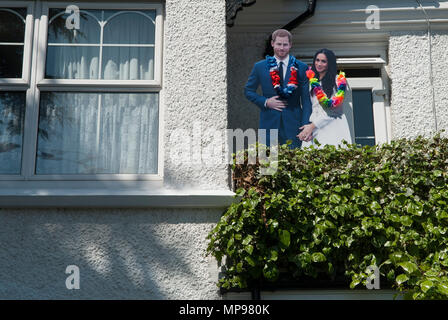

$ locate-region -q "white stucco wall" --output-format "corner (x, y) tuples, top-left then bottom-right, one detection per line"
(164, 0), (229, 190)
(431, 32), (448, 134)
(389, 31), (448, 138)
(0, 0), (228, 299)
(0, 208), (221, 299)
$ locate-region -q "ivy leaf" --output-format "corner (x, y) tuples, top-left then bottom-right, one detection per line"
(242, 235), (253, 246)
(227, 237), (234, 250)
(329, 194), (342, 204)
(400, 216), (413, 227)
(420, 280), (434, 293)
(245, 256), (256, 267)
(350, 278), (361, 289)
(245, 244), (254, 255)
(406, 202), (423, 216)
(437, 282), (448, 295)
(398, 261), (418, 274)
(370, 201), (382, 212)
(236, 188), (246, 197)
(311, 252), (326, 263)
(396, 274), (409, 285)
(279, 230), (291, 248)
(389, 252), (404, 264)
(269, 249), (278, 262)
(433, 170), (443, 177)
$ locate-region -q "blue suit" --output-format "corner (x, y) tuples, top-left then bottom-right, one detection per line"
(244, 56), (312, 149)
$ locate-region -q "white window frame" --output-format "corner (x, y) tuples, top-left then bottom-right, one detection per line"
(346, 77), (390, 145)
(1, 1), (165, 187)
(37, 1), (163, 87)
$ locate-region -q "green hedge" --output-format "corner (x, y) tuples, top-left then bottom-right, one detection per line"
(206, 134), (448, 299)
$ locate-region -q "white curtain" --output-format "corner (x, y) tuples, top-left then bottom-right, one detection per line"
(46, 46), (100, 79)
(46, 11), (155, 80)
(36, 92), (159, 174)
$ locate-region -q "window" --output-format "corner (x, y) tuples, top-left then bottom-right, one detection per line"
(0, 4), (31, 177)
(351, 89), (376, 146)
(0, 2), (163, 187)
(344, 77), (389, 146)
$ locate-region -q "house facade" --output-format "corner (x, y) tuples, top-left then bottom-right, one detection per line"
(0, 0), (446, 299)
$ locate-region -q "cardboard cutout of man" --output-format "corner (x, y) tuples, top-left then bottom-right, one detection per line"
(244, 29), (312, 148)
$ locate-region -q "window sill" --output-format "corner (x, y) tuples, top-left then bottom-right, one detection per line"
(0, 188), (237, 208)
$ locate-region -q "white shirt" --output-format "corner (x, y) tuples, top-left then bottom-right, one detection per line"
(274, 55), (289, 81)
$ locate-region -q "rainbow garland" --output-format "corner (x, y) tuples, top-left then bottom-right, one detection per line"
(306, 68), (347, 109)
(267, 55), (299, 98)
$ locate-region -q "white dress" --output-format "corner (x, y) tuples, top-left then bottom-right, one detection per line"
(301, 83), (353, 148)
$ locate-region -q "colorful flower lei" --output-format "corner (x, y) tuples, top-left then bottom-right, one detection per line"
(267, 55), (299, 98)
(306, 68), (347, 109)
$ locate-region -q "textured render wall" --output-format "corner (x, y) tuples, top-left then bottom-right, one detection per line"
(432, 32), (448, 134)
(0, 209), (221, 299)
(0, 0), (228, 299)
(164, 0), (229, 189)
(388, 31), (448, 139)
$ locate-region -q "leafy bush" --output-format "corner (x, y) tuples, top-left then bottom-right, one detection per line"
(206, 134), (448, 299)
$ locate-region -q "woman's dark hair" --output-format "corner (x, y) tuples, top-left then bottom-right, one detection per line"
(311, 48), (337, 97)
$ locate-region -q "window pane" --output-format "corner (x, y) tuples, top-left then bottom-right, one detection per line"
(36, 92), (159, 174)
(339, 68), (381, 78)
(46, 9), (101, 79)
(102, 47), (154, 80)
(48, 10), (100, 44)
(0, 92), (25, 174)
(355, 138), (375, 146)
(103, 11), (155, 44)
(45, 46), (100, 79)
(0, 9), (26, 78)
(46, 9), (156, 80)
(0, 45), (24, 78)
(0, 9), (25, 42)
(352, 89), (376, 146)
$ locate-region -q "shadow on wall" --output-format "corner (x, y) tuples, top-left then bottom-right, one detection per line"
(0, 208), (221, 299)
(226, 32), (269, 134)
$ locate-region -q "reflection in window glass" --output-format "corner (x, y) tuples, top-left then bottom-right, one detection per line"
(0, 8), (26, 78)
(103, 11), (155, 44)
(46, 46), (100, 79)
(45, 9), (156, 80)
(102, 47), (154, 80)
(47, 10), (101, 44)
(0, 92), (25, 174)
(352, 90), (376, 146)
(36, 92), (159, 174)
(0, 46), (24, 78)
